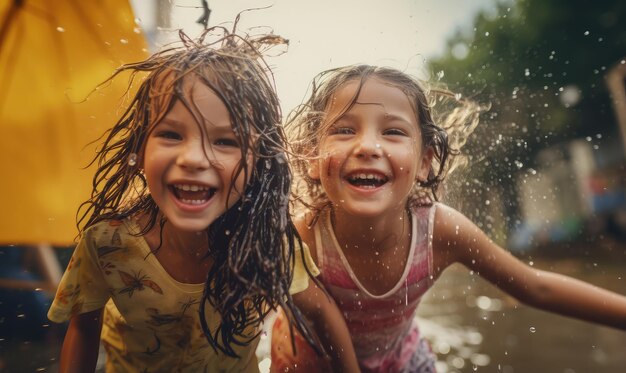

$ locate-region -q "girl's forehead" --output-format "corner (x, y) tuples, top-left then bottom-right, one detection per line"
(150, 75), (232, 132)
(167, 75), (263, 141)
(328, 78), (418, 124)
(183, 77), (230, 118)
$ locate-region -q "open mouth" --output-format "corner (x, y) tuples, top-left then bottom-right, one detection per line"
(170, 184), (216, 205)
(346, 173), (389, 189)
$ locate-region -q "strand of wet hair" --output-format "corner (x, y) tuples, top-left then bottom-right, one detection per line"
(76, 27), (323, 357)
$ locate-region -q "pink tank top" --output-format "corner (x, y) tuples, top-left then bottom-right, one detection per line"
(314, 204), (437, 372)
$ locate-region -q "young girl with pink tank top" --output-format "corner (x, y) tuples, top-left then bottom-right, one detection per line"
(271, 65), (626, 373)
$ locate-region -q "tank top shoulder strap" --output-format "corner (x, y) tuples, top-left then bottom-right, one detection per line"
(313, 208), (333, 272)
(409, 202), (439, 282)
(313, 213), (325, 270)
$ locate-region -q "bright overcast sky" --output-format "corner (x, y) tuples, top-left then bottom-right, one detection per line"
(131, 0), (499, 111)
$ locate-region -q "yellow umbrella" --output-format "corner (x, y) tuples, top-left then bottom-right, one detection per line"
(0, 0), (148, 245)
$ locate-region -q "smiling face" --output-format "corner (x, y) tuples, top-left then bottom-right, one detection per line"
(309, 77), (432, 220)
(142, 76), (249, 232)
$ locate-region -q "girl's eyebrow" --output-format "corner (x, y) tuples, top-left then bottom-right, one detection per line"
(383, 113), (413, 124)
(385, 113), (406, 121)
(334, 112), (356, 121)
(158, 116), (232, 131)
(339, 111), (412, 124)
(209, 125), (237, 135)
(156, 117), (184, 127)
(202, 118), (234, 129)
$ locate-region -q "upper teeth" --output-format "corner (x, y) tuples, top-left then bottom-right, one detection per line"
(175, 184), (209, 191)
(352, 173), (383, 181)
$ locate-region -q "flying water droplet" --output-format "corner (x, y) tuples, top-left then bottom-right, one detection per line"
(128, 153), (137, 166)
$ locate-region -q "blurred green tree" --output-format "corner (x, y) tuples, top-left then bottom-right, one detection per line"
(428, 0), (626, 234)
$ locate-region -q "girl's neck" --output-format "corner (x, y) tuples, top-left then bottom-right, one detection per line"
(136, 213), (213, 284)
(163, 226), (209, 258)
(330, 205), (411, 254)
(138, 214), (209, 258)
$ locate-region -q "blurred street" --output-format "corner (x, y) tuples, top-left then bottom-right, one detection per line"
(1, 241), (625, 372)
(418, 239), (626, 373)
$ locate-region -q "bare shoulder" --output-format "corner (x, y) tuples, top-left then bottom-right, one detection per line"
(432, 203), (476, 240)
(431, 203), (486, 274)
(293, 212), (318, 265)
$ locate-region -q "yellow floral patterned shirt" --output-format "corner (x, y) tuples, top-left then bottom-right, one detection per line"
(48, 218), (318, 372)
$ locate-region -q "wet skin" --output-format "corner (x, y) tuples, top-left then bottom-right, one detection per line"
(142, 76), (249, 235)
(307, 78), (433, 294)
(310, 77), (432, 225)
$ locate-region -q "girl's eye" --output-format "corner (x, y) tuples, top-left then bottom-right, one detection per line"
(330, 127), (354, 135)
(214, 138), (239, 147)
(156, 131), (182, 140)
(383, 128), (409, 136)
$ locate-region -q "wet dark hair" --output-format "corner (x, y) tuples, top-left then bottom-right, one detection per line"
(287, 64), (483, 211)
(77, 27), (320, 357)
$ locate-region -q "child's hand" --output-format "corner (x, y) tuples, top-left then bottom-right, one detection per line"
(292, 282), (361, 373)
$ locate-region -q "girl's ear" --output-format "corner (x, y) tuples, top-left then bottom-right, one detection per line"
(307, 159), (320, 180)
(417, 147), (434, 182)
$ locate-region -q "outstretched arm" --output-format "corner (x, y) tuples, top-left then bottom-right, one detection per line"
(59, 308), (104, 373)
(292, 281), (361, 373)
(433, 204), (626, 330)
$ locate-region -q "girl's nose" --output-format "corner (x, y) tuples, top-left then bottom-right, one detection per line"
(354, 132), (383, 159)
(177, 140), (212, 171)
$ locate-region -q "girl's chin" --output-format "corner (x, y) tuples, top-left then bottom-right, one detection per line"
(332, 201), (405, 219)
(333, 206), (386, 219)
(175, 225), (209, 233)
(165, 216), (217, 233)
